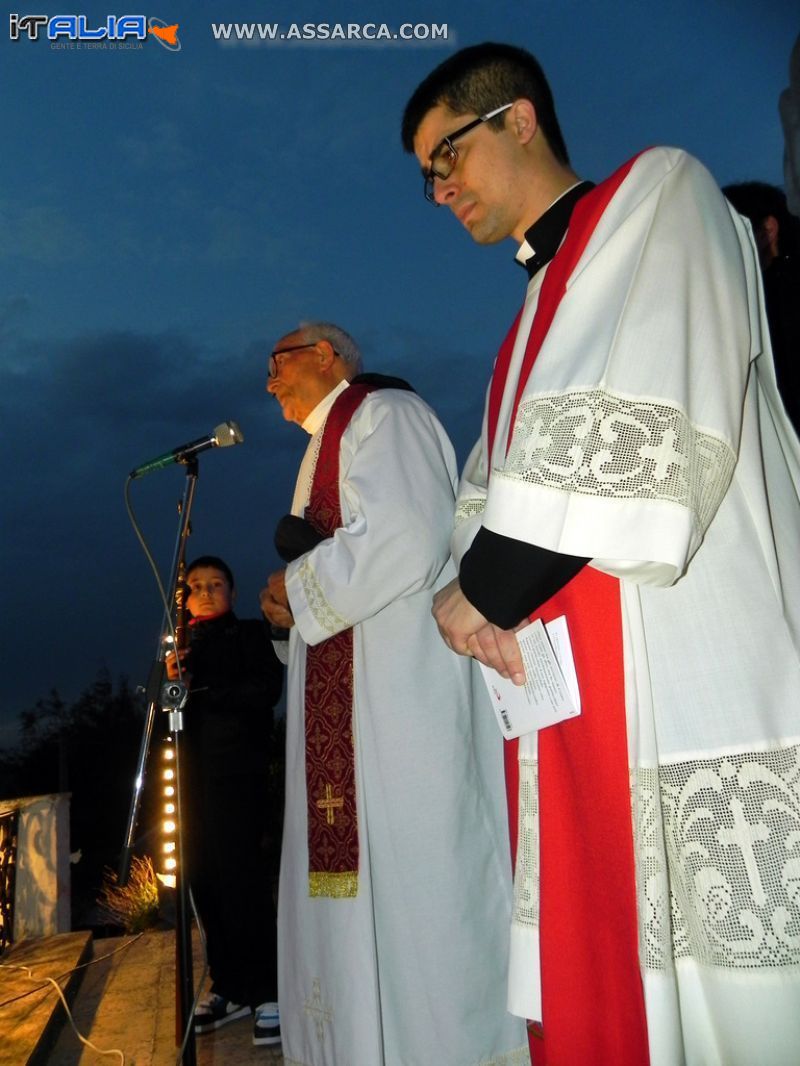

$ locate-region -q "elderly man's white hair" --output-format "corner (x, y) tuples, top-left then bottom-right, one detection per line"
(299, 320), (363, 376)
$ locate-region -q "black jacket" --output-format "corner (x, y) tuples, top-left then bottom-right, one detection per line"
(183, 611), (283, 777)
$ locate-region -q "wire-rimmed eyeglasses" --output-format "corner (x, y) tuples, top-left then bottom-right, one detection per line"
(423, 102), (513, 204)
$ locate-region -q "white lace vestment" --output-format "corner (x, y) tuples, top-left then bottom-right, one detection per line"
(454, 148), (800, 1066)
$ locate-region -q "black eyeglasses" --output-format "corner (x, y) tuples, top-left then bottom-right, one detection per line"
(423, 102), (513, 203)
(268, 343), (315, 379)
(268, 342), (341, 378)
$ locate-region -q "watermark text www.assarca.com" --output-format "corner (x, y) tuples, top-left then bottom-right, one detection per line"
(211, 21), (449, 45)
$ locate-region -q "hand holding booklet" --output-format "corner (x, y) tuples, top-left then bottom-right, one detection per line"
(478, 615), (581, 739)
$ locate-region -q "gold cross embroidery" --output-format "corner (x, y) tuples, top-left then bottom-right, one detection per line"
(316, 784), (344, 826)
(304, 978), (333, 1041)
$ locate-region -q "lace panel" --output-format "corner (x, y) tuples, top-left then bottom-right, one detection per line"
(307, 430), (324, 484)
(293, 430), (325, 515)
(634, 745), (800, 972)
(454, 496), (486, 527)
(512, 754), (540, 930)
(500, 388), (736, 530)
(634, 765), (679, 972)
(476, 1050), (532, 1066)
(287, 1050), (532, 1066)
(297, 557), (352, 637)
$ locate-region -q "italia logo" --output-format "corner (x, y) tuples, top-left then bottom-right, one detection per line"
(9, 14), (181, 49)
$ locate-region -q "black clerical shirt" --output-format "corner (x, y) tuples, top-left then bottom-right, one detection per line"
(459, 182), (595, 629)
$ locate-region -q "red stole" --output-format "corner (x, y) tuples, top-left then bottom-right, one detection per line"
(304, 383), (375, 898)
(489, 158), (650, 1066)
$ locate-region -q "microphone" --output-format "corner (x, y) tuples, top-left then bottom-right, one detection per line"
(129, 420), (244, 479)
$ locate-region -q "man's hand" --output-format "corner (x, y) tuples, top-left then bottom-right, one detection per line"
(260, 569), (295, 629)
(432, 577), (526, 686)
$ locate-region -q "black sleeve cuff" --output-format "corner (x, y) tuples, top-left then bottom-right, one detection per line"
(274, 514), (326, 563)
(460, 527), (589, 628)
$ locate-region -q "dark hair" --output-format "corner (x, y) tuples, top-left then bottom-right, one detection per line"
(185, 555), (235, 590)
(401, 42), (569, 165)
(722, 181), (800, 257)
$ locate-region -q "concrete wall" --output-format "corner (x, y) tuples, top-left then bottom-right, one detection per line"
(0, 793), (71, 940)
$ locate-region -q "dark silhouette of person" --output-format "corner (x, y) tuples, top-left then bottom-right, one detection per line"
(167, 555), (283, 1046)
(724, 181), (800, 433)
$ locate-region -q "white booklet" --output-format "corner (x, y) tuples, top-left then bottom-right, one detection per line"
(478, 615), (581, 740)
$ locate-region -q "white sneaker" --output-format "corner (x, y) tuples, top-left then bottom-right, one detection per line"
(253, 1001), (281, 1046)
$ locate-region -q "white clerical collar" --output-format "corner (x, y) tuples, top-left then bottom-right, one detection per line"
(514, 180), (590, 271)
(515, 238), (536, 268)
(302, 379), (350, 435)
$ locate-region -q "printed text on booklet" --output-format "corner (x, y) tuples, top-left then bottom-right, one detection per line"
(479, 616), (581, 739)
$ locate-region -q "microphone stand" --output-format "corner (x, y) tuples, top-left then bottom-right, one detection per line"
(119, 458), (199, 1066)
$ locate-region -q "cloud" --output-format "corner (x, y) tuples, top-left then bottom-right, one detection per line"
(0, 295), (32, 344)
(0, 323), (299, 726)
(117, 119), (194, 175)
(0, 200), (93, 264)
(351, 321), (488, 463)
